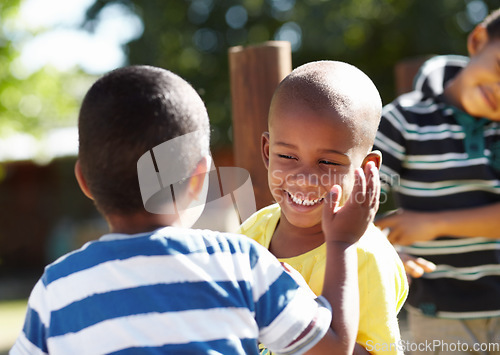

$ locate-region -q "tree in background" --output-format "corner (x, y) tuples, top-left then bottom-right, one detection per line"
(0, 0), (92, 138)
(1, 0), (497, 144)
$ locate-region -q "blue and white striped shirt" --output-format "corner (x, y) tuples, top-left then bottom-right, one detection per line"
(11, 227), (331, 354)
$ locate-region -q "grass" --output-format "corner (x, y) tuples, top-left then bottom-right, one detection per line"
(0, 299), (27, 353)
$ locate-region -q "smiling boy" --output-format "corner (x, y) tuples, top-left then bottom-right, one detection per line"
(239, 61), (408, 354)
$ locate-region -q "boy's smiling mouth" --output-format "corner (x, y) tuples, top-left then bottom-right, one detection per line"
(286, 190), (325, 207)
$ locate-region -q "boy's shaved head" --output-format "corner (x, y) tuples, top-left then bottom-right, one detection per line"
(269, 60), (382, 150)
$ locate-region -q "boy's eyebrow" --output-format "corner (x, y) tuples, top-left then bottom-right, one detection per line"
(318, 149), (350, 157)
(275, 141), (297, 148)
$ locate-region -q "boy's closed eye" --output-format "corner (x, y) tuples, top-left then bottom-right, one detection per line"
(277, 154), (342, 166)
(278, 154), (297, 160)
(319, 160), (340, 166)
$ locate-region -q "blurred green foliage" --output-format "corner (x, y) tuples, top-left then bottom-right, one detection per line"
(0, 0), (92, 138)
(84, 0), (498, 147)
(1, 0), (498, 145)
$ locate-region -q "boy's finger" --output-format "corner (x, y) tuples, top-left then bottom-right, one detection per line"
(404, 260), (425, 278)
(349, 167), (366, 206)
(365, 161), (380, 208)
(364, 162), (375, 204)
(322, 185), (342, 218)
(416, 257), (437, 273)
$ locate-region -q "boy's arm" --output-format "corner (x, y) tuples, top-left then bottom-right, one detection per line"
(10, 280), (49, 355)
(375, 202), (500, 246)
(306, 162), (380, 355)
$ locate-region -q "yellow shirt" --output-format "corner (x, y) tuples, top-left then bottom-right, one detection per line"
(238, 204), (408, 355)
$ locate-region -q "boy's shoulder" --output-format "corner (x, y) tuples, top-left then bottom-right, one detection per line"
(388, 54), (469, 111)
(358, 225), (407, 291)
(381, 55), (470, 130)
(42, 227), (263, 287)
(385, 55), (469, 114)
(239, 203), (280, 228)
(358, 224), (401, 260)
(412, 55), (468, 93)
(238, 203), (280, 246)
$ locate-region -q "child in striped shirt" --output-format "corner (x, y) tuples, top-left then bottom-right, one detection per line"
(374, 7), (500, 354)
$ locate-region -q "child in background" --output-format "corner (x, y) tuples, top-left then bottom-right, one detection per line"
(239, 60), (408, 355)
(374, 7), (500, 353)
(11, 65), (380, 355)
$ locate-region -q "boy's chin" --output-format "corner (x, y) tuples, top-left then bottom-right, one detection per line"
(281, 208), (322, 230)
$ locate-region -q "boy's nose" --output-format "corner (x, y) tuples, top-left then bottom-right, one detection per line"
(305, 173), (319, 186)
(288, 167), (321, 187)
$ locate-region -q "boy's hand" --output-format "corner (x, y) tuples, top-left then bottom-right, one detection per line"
(321, 161), (380, 244)
(375, 209), (441, 245)
(398, 252), (436, 279)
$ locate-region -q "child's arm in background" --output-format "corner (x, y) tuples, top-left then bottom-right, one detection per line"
(376, 203), (500, 245)
(306, 161), (380, 355)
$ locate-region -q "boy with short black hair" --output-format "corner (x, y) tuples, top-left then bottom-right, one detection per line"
(374, 7), (500, 353)
(11, 65), (380, 355)
(239, 60), (409, 355)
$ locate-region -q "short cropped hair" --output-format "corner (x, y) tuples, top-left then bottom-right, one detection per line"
(271, 60), (382, 150)
(78, 65), (210, 216)
(483, 7), (500, 40)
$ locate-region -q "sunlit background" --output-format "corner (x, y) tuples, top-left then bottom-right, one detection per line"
(18, 0), (142, 74)
(0, 0), (498, 352)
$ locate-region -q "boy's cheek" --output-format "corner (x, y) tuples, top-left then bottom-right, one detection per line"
(269, 167), (286, 186)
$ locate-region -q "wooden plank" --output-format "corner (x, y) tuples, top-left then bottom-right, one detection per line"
(229, 41), (292, 210)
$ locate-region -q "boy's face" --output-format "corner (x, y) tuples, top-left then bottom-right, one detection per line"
(263, 98), (369, 229)
(459, 37), (500, 120)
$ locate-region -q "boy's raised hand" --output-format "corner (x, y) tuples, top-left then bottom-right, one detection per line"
(322, 161), (380, 244)
(313, 162), (380, 355)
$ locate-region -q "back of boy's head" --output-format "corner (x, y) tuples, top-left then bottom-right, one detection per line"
(483, 7), (500, 40)
(270, 60), (382, 149)
(78, 65), (210, 216)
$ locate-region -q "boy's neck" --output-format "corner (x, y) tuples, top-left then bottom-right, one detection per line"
(270, 217), (325, 258)
(106, 212), (178, 235)
(442, 76), (464, 111)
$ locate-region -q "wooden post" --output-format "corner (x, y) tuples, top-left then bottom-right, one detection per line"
(229, 41), (292, 210)
(394, 55), (434, 95)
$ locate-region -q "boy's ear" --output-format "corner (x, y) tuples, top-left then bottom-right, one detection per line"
(362, 150), (382, 169)
(74, 160), (94, 200)
(467, 24), (489, 56)
(261, 132), (270, 169)
(186, 156), (209, 200)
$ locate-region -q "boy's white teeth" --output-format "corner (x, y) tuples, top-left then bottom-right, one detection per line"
(287, 191), (324, 206)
